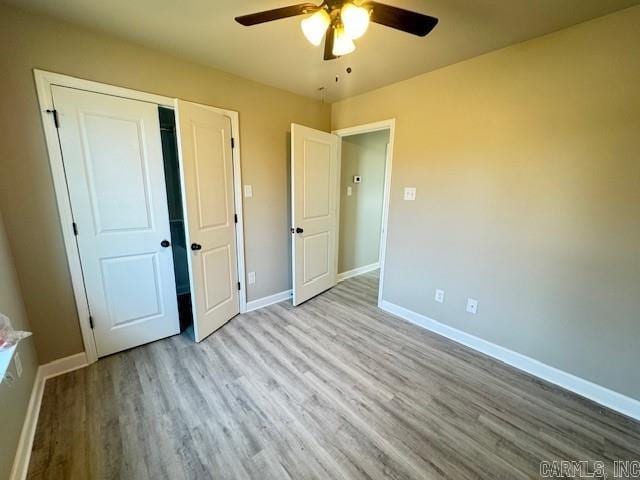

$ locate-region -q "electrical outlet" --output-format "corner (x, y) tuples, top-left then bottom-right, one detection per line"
(248, 271), (256, 284)
(435, 289), (445, 303)
(14, 352), (23, 378)
(244, 185), (253, 198)
(466, 298), (479, 314)
(347, 186), (352, 196)
(403, 187), (416, 201)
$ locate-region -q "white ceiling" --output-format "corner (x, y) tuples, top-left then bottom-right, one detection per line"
(6, 0), (640, 101)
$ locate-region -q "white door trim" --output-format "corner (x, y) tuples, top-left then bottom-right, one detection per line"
(333, 119), (395, 308)
(33, 69), (247, 364)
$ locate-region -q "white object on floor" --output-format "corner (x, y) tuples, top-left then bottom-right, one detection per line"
(0, 313), (31, 383)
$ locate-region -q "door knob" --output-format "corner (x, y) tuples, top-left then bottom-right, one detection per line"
(191, 243), (202, 251)
(161, 240), (171, 248)
(295, 227), (304, 234)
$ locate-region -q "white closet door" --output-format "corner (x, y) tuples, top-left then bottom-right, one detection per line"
(52, 86), (179, 357)
(176, 100), (239, 342)
(291, 123), (340, 306)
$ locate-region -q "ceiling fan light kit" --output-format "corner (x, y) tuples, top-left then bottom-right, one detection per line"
(332, 24), (356, 56)
(340, 3), (370, 39)
(236, 1), (438, 61)
(301, 8), (331, 46)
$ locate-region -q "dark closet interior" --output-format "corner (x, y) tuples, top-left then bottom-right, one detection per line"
(158, 107), (193, 332)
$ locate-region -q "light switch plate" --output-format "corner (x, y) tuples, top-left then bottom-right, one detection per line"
(435, 289), (445, 303)
(466, 298), (478, 314)
(244, 185), (253, 198)
(404, 187), (416, 201)
(248, 271), (256, 284)
(347, 186), (352, 196)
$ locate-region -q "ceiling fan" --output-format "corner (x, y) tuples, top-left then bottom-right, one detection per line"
(235, 1), (438, 61)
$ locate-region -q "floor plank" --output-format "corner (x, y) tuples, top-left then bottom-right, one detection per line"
(27, 271), (640, 479)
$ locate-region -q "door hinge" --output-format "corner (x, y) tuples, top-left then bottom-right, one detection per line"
(231, 137), (235, 149)
(89, 316), (94, 329)
(72, 222), (78, 236)
(234, 213), (238, 224)
(46, 109), (60, 128)
(237, 282), (241, 291)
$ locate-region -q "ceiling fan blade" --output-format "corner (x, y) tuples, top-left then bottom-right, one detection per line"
(324, 27), (338, 61)
(365, 1), (438, 37)
(235, 3), (319, 26)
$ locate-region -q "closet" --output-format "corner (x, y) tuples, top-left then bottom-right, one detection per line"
(40, 72), (243, 359)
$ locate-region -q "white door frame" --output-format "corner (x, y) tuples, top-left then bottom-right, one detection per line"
(332, 119), (395, 308)
(33, 69), (247, 364)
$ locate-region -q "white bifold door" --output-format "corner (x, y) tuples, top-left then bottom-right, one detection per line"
(176, 100), (239, 341)
(291, 124), (340, 306)
(52, 86), (180, 357)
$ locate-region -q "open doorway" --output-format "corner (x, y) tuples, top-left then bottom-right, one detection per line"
(337, 130), (389, 284)
(289, 120), (394, 308)
(334, 120), (395, 307)
(336, 130), (389, 300)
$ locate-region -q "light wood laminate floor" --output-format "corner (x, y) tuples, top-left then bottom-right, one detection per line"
(28, 271), (640, 479)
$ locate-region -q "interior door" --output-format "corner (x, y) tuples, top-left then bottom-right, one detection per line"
(291, 124), (340, 306)
(52, 86), (180, 357)
(176, 100), (239, 341)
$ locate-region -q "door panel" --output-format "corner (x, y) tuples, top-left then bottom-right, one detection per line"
(83, 113), (153, 232)
(192, 122), (230, 229)
(303, 232), (330, 283)
(177, 100), (239, 341)
(101, 253), (162, 327)
(291, 124), (340, 306)
(52, 86), (180, 357)
(202, 246), (233, 311)
(303, 140), (331, 219)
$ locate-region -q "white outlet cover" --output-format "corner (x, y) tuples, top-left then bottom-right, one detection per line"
(244, 185), (253, 198)
(248, 271), (256, 284)
(435, 289), (445, 303)
(347, 186), (352, 196)
(466, 298), (479, 314)
(403, 187), (416, 201)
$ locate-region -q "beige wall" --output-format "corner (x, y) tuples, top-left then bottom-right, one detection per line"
(0, 4), (330, 363)
(332, 6), (640, 400)
(0, 209), (39, 479)
(339, 131), (388, 273)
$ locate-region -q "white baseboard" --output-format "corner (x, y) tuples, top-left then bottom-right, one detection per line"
(38, 352), (88, 380)
(380, 300), (640, 422)
(10, 352), (88, 480)
(337, 262), (380, 282)
(246, 289), (292, 313)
